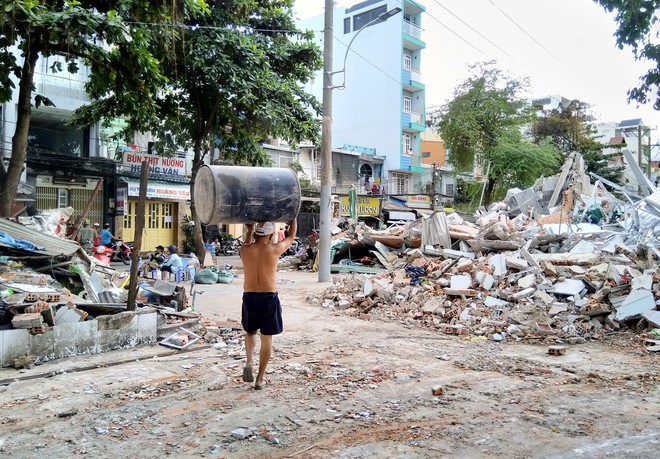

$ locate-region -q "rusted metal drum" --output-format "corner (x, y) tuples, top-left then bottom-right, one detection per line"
(194, 165), (301, 225)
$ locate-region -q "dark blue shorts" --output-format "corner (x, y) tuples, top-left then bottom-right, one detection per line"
(241, 292), (283, 335)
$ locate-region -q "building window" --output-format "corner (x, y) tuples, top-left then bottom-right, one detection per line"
(359, 164), (373, 179)
(57, 188), (68, 208)
(422, 151), (431, 158)
(404, 53), (412, 70)
(392, 172), (409, 195)
(446, 183), (454, 196)
(353, 5), (387, 31)
(268, 149), (295, 168)
(344, 17), (351, 34)
(403, 95), (412, 112)
(402, 133), (412, 154)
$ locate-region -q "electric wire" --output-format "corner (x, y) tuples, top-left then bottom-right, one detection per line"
(486, 0), (564, 66)
(430, 0), (527, 69)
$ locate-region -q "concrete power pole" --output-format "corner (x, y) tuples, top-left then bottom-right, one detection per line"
(318, 0), (334, 283)
(431, 162), (438, 210)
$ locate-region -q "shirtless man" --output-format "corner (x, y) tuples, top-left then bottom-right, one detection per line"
(239, 218), (297, 390)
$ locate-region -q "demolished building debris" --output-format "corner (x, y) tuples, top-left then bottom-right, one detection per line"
(305, 153), (660, 346)
(0, 215), (217, 367)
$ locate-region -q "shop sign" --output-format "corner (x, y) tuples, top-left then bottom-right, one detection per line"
(116, 188), (127, 215)
(339, 196), (380, 217)
(406, 195), (432, 209)
(122, 152), (187, 178)
(127, 182), (190, 200)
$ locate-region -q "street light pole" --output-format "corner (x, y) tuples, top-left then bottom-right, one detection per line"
(318, 0), (334, 282)
(317, 3), (402, 282)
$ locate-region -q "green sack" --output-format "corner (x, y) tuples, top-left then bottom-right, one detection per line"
(194, 268), (219, 284)
(216, 270), (235, 284)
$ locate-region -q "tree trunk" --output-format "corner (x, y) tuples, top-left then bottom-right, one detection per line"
(190, 139), (206, 261)
(0, 48), (39, 217)
(484, 176), (496, 206)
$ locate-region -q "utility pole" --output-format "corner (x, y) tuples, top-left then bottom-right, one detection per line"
(318, 0), (334, 283)
(430, 162), (438, 210)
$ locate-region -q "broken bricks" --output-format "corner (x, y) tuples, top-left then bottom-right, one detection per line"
(548, 346), (567, 356)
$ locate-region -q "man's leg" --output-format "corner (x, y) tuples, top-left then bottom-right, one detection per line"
(255, 334), (272, 388)
(242, 331), (257, 382)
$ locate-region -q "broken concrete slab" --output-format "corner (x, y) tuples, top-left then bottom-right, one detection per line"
(615, 289), (656, 322)
(548, 279), (586, 296)
(642, 310), (660, 328)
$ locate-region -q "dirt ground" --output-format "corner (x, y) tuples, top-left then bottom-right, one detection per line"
(0, 264), (659, 458)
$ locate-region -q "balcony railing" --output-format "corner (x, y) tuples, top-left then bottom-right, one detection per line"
(403, 21), (422, 40)
(406, 111), (422, 125)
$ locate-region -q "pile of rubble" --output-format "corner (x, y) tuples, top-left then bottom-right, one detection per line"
(310, 153), (660, 349)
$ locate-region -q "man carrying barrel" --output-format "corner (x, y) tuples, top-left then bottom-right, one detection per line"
(239, 218), (297, 390)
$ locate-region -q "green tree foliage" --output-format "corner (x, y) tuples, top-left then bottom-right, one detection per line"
(0, 0), (206, 217)
(93, 0), (322, 257)
(435, 62), (560, 204)
(531, 99), (625, 184)
(594, 0), (660, 109)
(490, 128), (561, 197)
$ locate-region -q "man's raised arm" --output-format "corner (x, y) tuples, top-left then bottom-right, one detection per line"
(242, 223), (255, 247)
(280, 218), (297, 249)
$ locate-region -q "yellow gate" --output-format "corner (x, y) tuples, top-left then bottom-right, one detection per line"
(123, 200), (175, 250)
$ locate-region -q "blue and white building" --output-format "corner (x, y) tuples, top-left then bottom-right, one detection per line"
(300, 0), (427, 198)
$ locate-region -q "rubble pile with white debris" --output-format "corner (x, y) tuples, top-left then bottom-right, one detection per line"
(309, 153), (660, 349)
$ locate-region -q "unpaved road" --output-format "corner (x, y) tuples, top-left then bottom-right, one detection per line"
(0, 268), (659, 458)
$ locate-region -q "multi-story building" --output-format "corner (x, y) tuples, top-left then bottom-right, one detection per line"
(0, 54), (113, 224)
(1, 53), (190, 248)
(300, 0), (428, 204)
(592, 118), (653, 192)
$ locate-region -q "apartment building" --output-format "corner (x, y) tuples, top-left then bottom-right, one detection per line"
(301, 0), (428, 202)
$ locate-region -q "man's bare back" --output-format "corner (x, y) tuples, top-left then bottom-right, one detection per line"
(240, 219), (297, 292)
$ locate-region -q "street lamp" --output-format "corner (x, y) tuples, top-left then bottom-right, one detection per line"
(318, 2), (402, 282)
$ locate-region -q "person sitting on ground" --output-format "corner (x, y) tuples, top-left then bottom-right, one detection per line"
(77, 219), (97, 254)
(161, 245), (183, 281)
(100, 223), (119, 246)
(142, 245), (165, 277)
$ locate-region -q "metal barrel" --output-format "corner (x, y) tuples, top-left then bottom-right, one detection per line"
(194, 165), (301, 225)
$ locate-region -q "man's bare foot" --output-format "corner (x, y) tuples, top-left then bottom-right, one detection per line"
(254, 379), (268, 390)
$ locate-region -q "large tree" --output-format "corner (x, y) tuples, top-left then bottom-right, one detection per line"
(594, 0), (660, 109)
(116, 0), (322, 257)
(0, 0), (205, 217)
(435, 61), (560, 204)
(531, 99), (625, 184)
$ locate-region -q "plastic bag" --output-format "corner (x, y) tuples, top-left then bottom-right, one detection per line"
(216, 270), (235, 284)
(194, 268), (219, 284)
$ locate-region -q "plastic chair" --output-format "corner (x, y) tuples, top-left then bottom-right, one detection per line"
(168, 257), (190, 283)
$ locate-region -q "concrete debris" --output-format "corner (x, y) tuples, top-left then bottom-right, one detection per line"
(308, 152), (660, 344)
(0, 211), (235, 367)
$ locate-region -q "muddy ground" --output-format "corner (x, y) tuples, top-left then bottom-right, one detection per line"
(0, 267), (659, 458)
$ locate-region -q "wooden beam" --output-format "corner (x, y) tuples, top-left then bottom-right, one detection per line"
(127, 161), (149, 311)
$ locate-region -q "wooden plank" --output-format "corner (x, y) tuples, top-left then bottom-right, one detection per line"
(127, 161), (149, 311)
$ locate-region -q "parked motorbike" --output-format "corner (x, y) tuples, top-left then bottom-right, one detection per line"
(221, 238), (243, 256)
(281, 237), (304, 258)
(110, 240), (132, 265)
(92, 245), (111, 266)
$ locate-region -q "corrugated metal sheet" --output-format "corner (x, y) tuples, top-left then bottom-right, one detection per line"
(635, 191), (660, 237)
(0, 218), (81, 256)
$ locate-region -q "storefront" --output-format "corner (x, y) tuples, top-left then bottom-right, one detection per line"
(116, 149), (192, 250)
(117, 178), (189, 250)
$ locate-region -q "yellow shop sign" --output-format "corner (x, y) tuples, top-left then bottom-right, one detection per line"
(339, 196), (381, 217)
